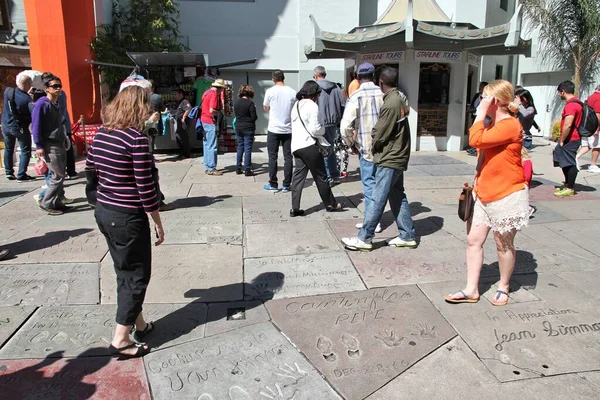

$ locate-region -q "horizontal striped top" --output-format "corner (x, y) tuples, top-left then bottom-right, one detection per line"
(86, 127), (159, 214)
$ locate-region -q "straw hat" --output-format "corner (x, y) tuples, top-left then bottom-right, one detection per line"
(212, 79), (226, 88)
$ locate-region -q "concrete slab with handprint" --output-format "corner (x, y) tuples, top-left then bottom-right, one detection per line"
(144, 322), (341, 400)
(266, 287), (456, 400)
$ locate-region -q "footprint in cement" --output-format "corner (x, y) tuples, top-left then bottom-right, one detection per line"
(341, 334), (361, 359)
(316, 336), (337, 362)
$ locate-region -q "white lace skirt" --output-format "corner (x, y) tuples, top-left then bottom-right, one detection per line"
(472, 187), (529, 234)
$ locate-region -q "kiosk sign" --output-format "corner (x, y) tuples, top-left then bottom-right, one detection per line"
(360, 51), (406, 64)
(415, 50), (463, 63)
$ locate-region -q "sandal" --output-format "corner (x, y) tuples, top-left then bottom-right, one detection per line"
(132, 321), (154, 343)
(326, 203), (344, 212)
(108, 342), (150, 360)
(491, 289), (509, 306)
(444, 290), (479, 304)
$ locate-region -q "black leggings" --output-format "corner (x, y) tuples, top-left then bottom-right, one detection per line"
(291, 144), (336, 210)
(562, 166), (578, 189)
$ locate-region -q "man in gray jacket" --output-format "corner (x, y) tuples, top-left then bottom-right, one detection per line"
(314, 66), (344, 184)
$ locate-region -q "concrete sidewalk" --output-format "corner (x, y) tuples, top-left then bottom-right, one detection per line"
(1, 136), (600, 399)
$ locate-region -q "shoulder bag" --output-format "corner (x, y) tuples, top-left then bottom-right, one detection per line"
(296, 101), (331, 157)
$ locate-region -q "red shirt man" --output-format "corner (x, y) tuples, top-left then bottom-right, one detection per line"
(555, 80), (583, 197)
(200, 85), (224, 124)
(582, 86), (600, 171)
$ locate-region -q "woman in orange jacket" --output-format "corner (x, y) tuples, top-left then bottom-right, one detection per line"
(445, 80), (529, 306)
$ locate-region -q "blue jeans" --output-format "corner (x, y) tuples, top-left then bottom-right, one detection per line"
(39, 172), (51, 198)
(3, 130), (31, 178)
(323, 126), (340, 180)
(358, 154), (376, 217)
(236, 131), (255, 170)
(358, 166), (416, 243)
(202, 122), (218, 171)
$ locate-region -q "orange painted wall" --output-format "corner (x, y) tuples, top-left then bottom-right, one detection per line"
(24, 0), (101, 124)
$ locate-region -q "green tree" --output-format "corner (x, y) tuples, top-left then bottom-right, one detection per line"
(521, 0), (600, 96)
(91, 0), (188, 93)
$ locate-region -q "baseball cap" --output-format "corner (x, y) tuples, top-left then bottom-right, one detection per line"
(357, 63), (375, 75)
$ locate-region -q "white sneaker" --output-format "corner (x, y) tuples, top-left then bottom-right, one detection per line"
(588, 165), (600, 173)
(386, 237), (418, 248)
(341, 237), (373, 251)
(33, 194), (41, 206)
(355, 222), (382, 233)
(576, 157), (581, 171)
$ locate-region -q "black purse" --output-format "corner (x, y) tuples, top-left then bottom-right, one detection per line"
(296, 102), (331, 157)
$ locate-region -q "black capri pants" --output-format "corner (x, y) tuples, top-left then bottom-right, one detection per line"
(95, 203), (152, 325)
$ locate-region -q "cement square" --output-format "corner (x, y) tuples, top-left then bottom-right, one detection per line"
(419, 274), (600, 382)
(245, 221), (341, 258)
(244, 252), (365, 300)
(0, 357), (151, 399)
(0, 189), (30, 207)
(204, 300), (271, 337)
(0, 303), (207, 358)
(0, 263), (99, 306)
(0, 227), (108, 264)
(182, 167), (252, 184)
(404, 176), (475, 190)
(540, 220), (600, 257)
(101, 244), (242, 304)
(412, 163), (475, 176)
(529, 184), (599, 201)
(267, 287), (456, 400)
(144, 322), (341, 400)
(408, 155), (465, 165)
(0, 306), (36, 347)
(534, 199), (600, 220)
(366, 337), (600, 400)
(169, 195), (241, 210)
(158, 183), (192, 198)
(161, 208), (242, 245)
(527, 202), (569, 224)
(557, 271), (600, 300)
(189, 182), (274, 197)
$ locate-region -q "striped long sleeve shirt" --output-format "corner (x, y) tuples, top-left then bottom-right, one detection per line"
(340, 82), (384, 162)
(86, 127), (159, 214)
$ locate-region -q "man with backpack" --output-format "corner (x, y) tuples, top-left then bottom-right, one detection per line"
(1, 74), (34, 182)
(580, 84), (600, 173)
(554, 80), (590, 197)
(171, 88), (192, 159)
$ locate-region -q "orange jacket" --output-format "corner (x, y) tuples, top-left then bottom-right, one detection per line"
(469, 118), (525, 203)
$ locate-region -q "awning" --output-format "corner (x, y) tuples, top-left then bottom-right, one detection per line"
(0, 43), (31, 67)
(127, 52), (209, 68)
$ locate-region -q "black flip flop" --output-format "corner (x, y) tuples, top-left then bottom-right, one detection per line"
(326, 203), (345, 212)
(132, 321), (154, 343)
(108, 342), (150, 360)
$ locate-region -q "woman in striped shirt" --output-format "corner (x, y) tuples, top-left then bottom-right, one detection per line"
(86, 85), (165, 359)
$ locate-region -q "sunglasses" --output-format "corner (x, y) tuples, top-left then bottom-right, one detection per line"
(48, 84), (63, 89)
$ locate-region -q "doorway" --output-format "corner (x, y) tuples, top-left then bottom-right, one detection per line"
(417, 63), (450, 137)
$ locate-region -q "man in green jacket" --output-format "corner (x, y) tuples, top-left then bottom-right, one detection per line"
(342, 67), (416, 251)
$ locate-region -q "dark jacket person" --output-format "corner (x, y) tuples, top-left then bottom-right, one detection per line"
(341, 67), (416, 251)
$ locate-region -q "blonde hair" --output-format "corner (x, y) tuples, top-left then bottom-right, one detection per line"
(102, 86), (152, 132)
(483, 80), (520, 116)
(521, 147), (530, 160)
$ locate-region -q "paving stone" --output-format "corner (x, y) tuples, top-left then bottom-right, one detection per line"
(527, 202), (569, 225)
(182, 167), (252, 183)
(404, 175), (475, 190)
(267, 286), (456, 400)
(159, 183), (192, 198)
(557, 271), (600, 300)
(0, 303), (207, 358)
(529, 184), (599, 201)
(0, 188), (31, 207)
(0, 306), (36, 347)
(204, 301), (271, 337)
(245, 221), (341, 258)
(412, 163), (475, 176)
(33, 210), (97, 228)
(144, 322), (341, 400)
(538, 220), (600, 257)
(408, 155), (465, 165)
(367, 337), (600, 400)
(189, 182), (275, 197)
(403, 167), (432, 177)
(245, 252), (365, 300)
(0, 357), (151, 399)
(101, 244), (242, 304)
(533, 199), (600, 220)
(0, 227), (107, 264)
(419, 274), (600, 382)
(168, 195), (241, 210)
(161, 208), (242, 245)
(0, 263), (99, 306)
(408, 188), (465, 205)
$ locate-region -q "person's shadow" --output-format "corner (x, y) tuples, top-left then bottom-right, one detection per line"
(0, 228), (93, 260)
(479, 250), (539, 297)
(0, 348), (110, 399)
(145, 272), (284, 350)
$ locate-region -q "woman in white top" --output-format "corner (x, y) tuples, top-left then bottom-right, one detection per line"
(290, 81), (343, 217)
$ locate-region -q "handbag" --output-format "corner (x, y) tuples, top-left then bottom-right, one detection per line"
(33, 156), (48, 176)
(296, 102), (331, 157)
(458, 183), (475, 222)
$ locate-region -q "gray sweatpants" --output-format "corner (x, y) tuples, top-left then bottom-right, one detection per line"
(41, 142), (66, 210)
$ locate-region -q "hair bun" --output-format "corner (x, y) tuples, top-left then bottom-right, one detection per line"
(507, 101), (520, 114)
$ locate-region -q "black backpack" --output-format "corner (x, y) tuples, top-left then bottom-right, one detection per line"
(570, 99), (599, 138)
(6, 87), (21, 121)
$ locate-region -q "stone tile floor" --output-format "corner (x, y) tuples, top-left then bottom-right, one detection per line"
(1, 137), (600, 399)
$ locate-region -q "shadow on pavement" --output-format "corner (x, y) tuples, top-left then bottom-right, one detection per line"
(0, 228), (93, 260)
(0, 349), (110, 399)
(170, 195), (232, 209)
(146, 272), (284, 349)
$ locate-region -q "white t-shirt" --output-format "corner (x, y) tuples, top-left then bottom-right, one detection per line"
(263, 84), (297, 134)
